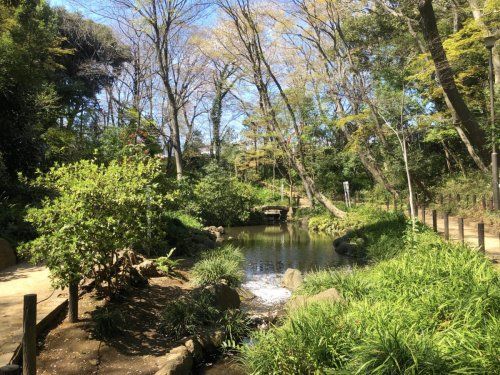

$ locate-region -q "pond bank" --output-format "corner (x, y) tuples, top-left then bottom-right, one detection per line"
(242, 207), (500, 373)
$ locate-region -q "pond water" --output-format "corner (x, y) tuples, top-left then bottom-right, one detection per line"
(226, 224), (355, 306)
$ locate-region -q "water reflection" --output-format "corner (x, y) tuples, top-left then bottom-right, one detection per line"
(226, 224), (354, 305)
(228, 223), (353, 277)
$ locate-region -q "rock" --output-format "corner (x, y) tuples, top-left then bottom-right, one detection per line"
(184, 338), (203, 365)
(237, 287), (256, 301)
(332, 233), (351, 249)
(203, 226), (225, 241)
(0, 238), (16, 270)
(334, 242), (359, 257)
(134, 260), (160, 278)
(287, 288), (342, 311)
(156, 345), (193, 375)
(308, 288), (342, 303)
(205, 284), (241, 310)
(129, 267), (148, 287)
(197, 329), (226, 354)
(281, 268), (303, 291)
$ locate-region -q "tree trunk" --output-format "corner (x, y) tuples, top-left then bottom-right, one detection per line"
(468, 0), (500, 84)
(418, 0), (488, 163)
(171, 110), (183, 180)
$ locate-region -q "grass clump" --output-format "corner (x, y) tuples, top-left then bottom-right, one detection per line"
(161, 289), (220, 338)
(161, 289), (250, 342)
(191, 244), (245, 287)
(243, 212), (500, 374)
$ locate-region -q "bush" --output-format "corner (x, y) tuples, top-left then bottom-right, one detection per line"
(161, 288), (250, 341)
(243, 223), (500, 373)
(154, 248), (180, 276)
(161, 289), (220, 338)
(191, 245), (245, 287)
(19, 156), (170, 292)
(192, 163), (258, 226)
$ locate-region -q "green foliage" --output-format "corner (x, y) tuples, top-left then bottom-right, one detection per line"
(20, 156), (169, 290)
(154, 248), (180, 276)
(161, 289), (220, 338)
(161, 288), (250, 342)
(308, 206), (407, 261)
(220, 309), (252, 353)
(191, 245), (245, 287)
(191, 163), (259, 226)
(243, 222), (500, 374)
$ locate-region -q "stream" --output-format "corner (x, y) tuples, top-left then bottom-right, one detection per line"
(226, 223), (356, 306)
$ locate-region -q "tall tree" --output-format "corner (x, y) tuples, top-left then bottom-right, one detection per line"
(418, 0), (488, 165)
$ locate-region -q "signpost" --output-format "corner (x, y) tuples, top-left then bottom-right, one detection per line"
(343, 181), (351, 208)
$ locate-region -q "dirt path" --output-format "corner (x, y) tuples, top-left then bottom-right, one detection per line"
(36, 272), (191, 375)
(419, 209), (500, 260)
(0, 263), (67, 366)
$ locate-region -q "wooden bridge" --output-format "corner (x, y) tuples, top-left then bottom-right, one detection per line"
(257, 205), (292, 222)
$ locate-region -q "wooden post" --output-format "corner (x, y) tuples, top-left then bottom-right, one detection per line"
(422, 206), (426, 225)
(68, 282), (78, 323)
(0, 365), (21, 375)
(478, 223), (485, 252)
(432, 210), (437, 232)
(456, 193), (461, 204)
(458, 217), (464, 244)
(444, 212), (449, 240)
(472, 194), (477, 206)
(23, 294), (36, 375)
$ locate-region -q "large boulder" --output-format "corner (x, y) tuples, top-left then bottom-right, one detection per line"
(156, 345), (193, 375)
(287, 287), (342, 311)
(0, 238), (16, 270)
(205, 283), (241, 310)
(281, 268), (303, 291)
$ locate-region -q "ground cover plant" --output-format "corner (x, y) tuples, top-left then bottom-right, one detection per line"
(191, 244), (245, 287)
(308, 206), (407, 261)
(243, 212), (500, 374)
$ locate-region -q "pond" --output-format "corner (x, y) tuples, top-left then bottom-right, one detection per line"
(226, 224), (356, 306)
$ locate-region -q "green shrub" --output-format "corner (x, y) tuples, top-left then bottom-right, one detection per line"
(192, 163), (258, 226)
(161, 288), (250, 341)
(19, 156), (170, 292)
(161, 289), (220, 338)
(154, 248), (180, 276)
(243, 224), (500, 373)
(191, 245), (245, 287)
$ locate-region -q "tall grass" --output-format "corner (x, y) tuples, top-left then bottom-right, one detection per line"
(191, 244), (245, 287)
(243, 210), (500, 374)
